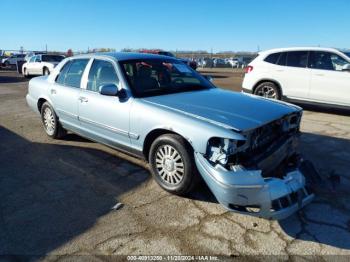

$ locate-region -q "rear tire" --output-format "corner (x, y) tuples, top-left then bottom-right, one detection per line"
(43, 67), (50, 76)
(40, 102), (66, 139)
(23, 68), (29, 78)
(149, 134), (199, 196)
(254, 82), (281, 100)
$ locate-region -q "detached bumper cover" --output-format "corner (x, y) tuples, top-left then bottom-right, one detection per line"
(195, 153), (314, 220)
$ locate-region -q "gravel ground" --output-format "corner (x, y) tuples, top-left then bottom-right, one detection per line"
(1, 70), (350, 260)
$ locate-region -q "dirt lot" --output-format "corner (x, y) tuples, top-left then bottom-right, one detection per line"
(1, 70), (350, 260)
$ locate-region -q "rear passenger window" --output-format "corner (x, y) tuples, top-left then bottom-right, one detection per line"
(264, 53), (280, 64)
(286, 51), (308, 68)
(56, 61), (72, 85)
(277, 52), (287, 66)
(56, 59), (89, 88)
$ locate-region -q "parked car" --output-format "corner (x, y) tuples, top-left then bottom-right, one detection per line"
(0, 55), (9, 66)
(2, 54), (26, 66)
(226, 58), (239, 68)
(242, 47), (350, 108)
(139, 49), (197, 70)
(22, 54), (65, 77)
(26, 52), (314, 219)
(213, 58), (226, 67)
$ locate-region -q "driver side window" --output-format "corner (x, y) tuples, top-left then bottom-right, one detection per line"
(87, 60), (119, 92)
(29, 56), (36, 63)
(309, 51), (348, 71)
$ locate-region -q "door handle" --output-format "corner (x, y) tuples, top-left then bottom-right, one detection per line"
(276, 69), (284, 72)
(50, 89), (57, 95)
(315, 73), (324, 76)
(78, 97), (88, 103)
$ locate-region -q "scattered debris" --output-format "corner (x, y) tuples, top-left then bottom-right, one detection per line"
(111, 202), (124, 211)
(253, 222), (258, 228)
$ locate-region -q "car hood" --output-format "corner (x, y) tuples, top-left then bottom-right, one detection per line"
(142, 88), (300, 131)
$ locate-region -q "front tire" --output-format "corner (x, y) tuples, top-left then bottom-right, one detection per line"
(40, 102), (66, 139)
(149, 134), (199, 196)
(254, 82), (281, 100)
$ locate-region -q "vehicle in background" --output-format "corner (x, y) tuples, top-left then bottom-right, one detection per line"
(0, 55), (9, 66)
(226, 58), (239, 68)
(213, 58), (226, 68)
(242, 47), (350, 109)
(26, 52), (314, 219)
(2, 54), (26, 67)
(22, 54), (65, 77)
(139, 49), (197, 70)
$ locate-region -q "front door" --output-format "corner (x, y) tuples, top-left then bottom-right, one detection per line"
(78, 58), (132, 148)
(308, 51), (350, 106)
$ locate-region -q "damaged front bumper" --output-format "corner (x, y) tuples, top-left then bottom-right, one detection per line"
(195, 152), (314, 220)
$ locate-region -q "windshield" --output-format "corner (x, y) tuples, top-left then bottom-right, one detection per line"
(342, 52), (350, 59)
(42, 55), (64, 62)
(120, 59), (214, 98)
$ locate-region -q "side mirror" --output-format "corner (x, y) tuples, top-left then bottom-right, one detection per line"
(99, 84), (119, 96)
(342, 64), (350, 71)
(203, 75), (213, 82)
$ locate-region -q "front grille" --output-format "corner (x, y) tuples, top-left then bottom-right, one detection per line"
(250, 119), (285, 153)
(271, 187), (311, 212)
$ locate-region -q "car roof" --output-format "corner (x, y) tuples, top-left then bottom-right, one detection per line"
(259, 47), (342, 55)
(71, 52), (177, 62)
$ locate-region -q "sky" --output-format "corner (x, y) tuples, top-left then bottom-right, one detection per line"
(1, 0), (349, 53)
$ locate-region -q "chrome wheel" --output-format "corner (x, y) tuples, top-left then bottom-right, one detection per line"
(43, 107), (55, 135)
(256, 85), (277, 99)
(155, 145), (184, 185)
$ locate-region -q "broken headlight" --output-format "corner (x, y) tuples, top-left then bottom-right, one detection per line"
(206, 137), (244, 166)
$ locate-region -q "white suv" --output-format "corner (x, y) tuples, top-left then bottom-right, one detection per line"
(242, 47), (350, 108)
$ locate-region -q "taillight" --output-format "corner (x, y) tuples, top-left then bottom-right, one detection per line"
(245, 65), (253, 73)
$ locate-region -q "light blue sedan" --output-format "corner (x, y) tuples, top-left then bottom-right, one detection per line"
(26, 52), (314, 219)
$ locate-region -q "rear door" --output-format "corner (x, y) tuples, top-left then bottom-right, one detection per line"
(308, 51), (350, 106)
(50, 58), (90, 131)
(279, 51), (311, 99)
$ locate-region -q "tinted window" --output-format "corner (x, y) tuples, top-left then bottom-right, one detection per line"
(34, 56), (41, 62)
(264, 53), (280, 64)
(42, 55), (64, 62)
(286, 51), (308, 68)
(29, 56), (36, 63)
(56, 60), (72, 85)
(277, 52), (287, 66)
(64, 59), (89, 88)
(309, 51), (348, 71)
(87, 60), (119, 92)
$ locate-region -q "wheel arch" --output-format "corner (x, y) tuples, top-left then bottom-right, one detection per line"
(37, 96), (54, 113)
(42, 66), (49, 74)
(142, 128), (194, 160)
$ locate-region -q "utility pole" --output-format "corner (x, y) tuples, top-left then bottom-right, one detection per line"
(45, 44), (47, 53)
